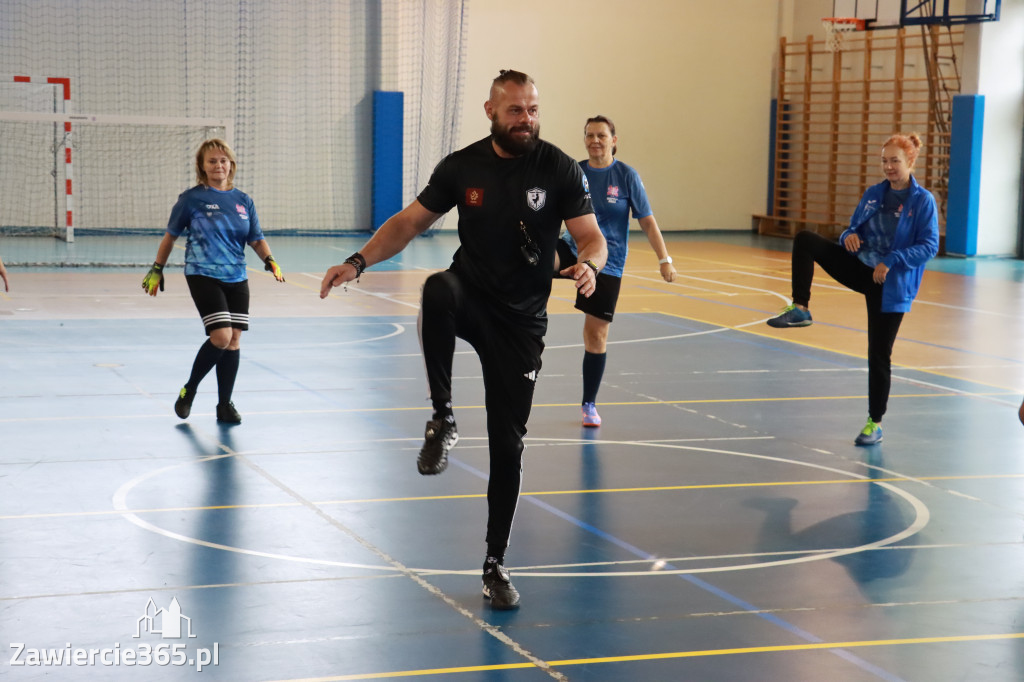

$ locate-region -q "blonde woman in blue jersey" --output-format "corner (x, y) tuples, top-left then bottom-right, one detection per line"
(555, 115), (677, 427)
(142, 138), (285, 423)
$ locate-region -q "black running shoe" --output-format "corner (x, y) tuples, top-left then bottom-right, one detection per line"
(216, 401), (242, 424)
(417, 418), (458, 475)
(482, 564), (520, 610)
(174, 386), (195, 419)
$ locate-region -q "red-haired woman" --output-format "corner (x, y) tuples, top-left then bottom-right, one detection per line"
(767, 133), (939, 445)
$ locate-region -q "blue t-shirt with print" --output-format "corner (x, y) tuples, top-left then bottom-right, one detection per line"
(857, 186), (909, 268)
(166, 185), (264, 283)
(561, 159), (652, 278)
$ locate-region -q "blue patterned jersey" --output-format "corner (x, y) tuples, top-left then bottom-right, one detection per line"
(857, 186), (909, 268)
(166, 185), (264, 282)
(560, 159), (652, 278)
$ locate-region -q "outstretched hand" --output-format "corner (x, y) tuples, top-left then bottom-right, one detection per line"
(319, 263), (359, 298)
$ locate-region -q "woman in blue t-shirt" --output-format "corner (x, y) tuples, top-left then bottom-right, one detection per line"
(767, 132), (939, 445)
(142, 139), (285, 424)
(555, 115), (678, 427)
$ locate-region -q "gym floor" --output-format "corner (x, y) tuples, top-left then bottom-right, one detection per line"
(1, 231), (1023, 681)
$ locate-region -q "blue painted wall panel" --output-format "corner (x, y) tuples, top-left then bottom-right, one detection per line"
(947, 95), (984, 256)
(372, 91), (404, 231)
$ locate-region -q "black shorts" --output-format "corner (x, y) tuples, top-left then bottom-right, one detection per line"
(555, 239), (621, 323)
(185, 275), (250, 334)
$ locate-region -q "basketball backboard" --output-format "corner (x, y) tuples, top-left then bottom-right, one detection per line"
(830, 0), (1002, 30)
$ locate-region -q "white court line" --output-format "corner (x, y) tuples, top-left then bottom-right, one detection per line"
(506, 541), (1020, 572)
(112, 439), (930, 579)
(624, 270), (792, 303)
(298, 271), (421, 310)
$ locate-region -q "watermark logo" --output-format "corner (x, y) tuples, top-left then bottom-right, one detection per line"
(10, 596), (219, 672)
(136, 597), (196, 639)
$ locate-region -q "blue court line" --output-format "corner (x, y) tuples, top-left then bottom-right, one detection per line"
(451, 458), (909, 682)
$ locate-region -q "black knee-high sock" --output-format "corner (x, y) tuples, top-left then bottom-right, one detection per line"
(216, 349), (240, 405)
(186, 339), (225, 391)
(582, 351), (607, 404)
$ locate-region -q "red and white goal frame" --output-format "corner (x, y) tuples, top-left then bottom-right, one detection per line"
(5, 75), (75, 239)
(2, 75), (231, 242)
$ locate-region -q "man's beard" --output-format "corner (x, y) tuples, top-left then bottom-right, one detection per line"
(491, 117), (540, 156)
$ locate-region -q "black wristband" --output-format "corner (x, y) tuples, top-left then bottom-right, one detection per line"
(582, 259), (599, 274)
(344, 252), (367, 277)
(151, 261), (163, 272)
(264, 255), (276, 265)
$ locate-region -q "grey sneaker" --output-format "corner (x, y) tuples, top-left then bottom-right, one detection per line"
(854, 418), (883, 446)
(767, 304), (813, 328)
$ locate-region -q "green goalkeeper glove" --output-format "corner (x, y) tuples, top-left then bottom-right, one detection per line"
(142, 262), (164, 295)
(264, 255), (285, 282)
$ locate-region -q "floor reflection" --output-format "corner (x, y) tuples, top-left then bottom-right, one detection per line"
(745, 448), (918, 590)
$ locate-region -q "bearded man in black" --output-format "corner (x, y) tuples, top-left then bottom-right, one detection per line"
(321, 69), (607, 609)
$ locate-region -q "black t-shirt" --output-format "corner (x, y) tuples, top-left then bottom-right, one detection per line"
(417, 136), (593, 335)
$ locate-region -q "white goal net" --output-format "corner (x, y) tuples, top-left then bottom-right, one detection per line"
(0, 0), (468, 264)
(0, 110), (228, 242)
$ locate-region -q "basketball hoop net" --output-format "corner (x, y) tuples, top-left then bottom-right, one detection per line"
(822, 17), (865, 53)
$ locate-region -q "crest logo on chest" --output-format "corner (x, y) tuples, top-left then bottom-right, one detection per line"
(526, 187), (546, 211)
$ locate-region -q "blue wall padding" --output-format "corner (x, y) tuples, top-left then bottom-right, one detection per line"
(372, 91), (404, 231)
(947, 95), (984, 256)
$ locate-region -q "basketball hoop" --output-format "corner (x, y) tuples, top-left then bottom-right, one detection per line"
(822, 17), (865, 53)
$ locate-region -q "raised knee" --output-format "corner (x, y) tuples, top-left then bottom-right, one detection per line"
(422, 272), (457, 309)
(794, 230), (815, 248)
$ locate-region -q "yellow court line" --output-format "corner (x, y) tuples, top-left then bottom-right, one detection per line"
(650, 307), (1024, 393)
(4, 473), (1023, 522)
(270, 632), (1024, 681)
(2, 391), (994, 425)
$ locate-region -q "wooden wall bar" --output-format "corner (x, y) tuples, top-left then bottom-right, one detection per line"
(757, 25), (963, 243)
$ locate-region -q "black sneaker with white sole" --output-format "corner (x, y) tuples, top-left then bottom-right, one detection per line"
(417, 417), (458, 475)
(482, 563), (520, 610)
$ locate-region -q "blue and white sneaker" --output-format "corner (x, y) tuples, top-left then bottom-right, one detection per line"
(854, 418), (883, 446)
(767, 304), (813, 328)
(581, 402), (602, 427)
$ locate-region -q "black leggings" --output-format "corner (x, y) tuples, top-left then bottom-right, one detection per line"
(418, 271), (544, 556)
(791, 231), (904, 422)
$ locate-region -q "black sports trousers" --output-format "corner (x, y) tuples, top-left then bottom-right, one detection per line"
(418, 270), (544, 555)
(790, 230), (904, 423)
